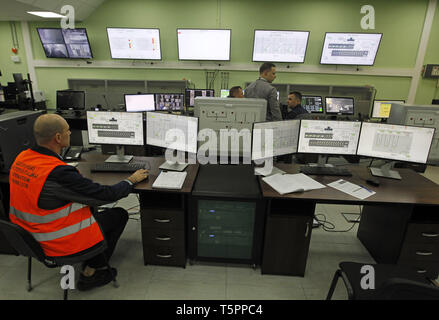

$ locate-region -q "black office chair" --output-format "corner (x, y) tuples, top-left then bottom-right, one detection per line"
(0, 219), (118, 300)
(326, 262), (439, 300)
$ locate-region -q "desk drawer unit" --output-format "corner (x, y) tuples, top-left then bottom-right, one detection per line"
(140, 206), (186, 267)
(398, 222), (439, 279)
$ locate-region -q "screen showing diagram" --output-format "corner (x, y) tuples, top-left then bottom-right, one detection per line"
(107, 28), (161, 60)
(146, 112), (198, 153)
(252, 30), (309, 63)
(87, 111), (144, 145)
(320, 33), (382, 65)
(357, 123), (435, 163)
(252, 120), (300, 160)
(298, 120), (361, 155)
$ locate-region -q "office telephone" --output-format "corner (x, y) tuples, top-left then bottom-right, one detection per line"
(61, 146), (83, 161)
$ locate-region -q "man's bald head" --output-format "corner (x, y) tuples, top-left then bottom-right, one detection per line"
(34, 114), (68, 145)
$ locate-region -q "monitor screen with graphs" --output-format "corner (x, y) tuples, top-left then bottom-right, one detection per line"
(320, 32), (382, 66)
(252, 120), (300, 160)
(357, 122), (435, 164)
(252, 30), (309, 63)
(146, 112), (198, 153)
(87, 111), (144, 145)
(371, 100), (405, 119)
(298, 120), (361, 155)
(177, 29), (231, 61)
(302, 96), (323, 113)
(107, 28), (161, 60)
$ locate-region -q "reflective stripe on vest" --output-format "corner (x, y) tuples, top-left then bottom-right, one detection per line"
(31, 216), (97, 242)
(9, 203), (86, 224)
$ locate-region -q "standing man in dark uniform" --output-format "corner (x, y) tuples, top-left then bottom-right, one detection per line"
(285, 91), (308, 119)
(245, 63), (282, 121)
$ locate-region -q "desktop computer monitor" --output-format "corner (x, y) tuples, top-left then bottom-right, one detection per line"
(13, 73), (27, 93)
(194, 97), (267, 159)
(252, 120), (300, 161)
(298, 119), (361, 155)
(185, 89), (215, 107)
(325, 97), (354, 115)
(124, 94), (155, 112)
(155, 93), (185, 111)
(357, 122), (435, 179)
(87, 111), (144, 146)
(56, 90), (86, 110)
(302, 96), (323, 113)
(221, 89), (230, 98)
(371, 100), (405, 119)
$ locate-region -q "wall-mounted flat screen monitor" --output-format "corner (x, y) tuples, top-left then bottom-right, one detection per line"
(37, 28), (93, 59)
(252, 30), (309, 63)
(107, 28), (161, 60)
(320, 32), (382, 66)
(177, 29), (231, 61)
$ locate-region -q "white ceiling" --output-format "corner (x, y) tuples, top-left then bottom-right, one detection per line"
(0, 0), (105, 21)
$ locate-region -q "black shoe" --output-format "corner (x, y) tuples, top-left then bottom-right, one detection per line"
(77, 268), (118, 291)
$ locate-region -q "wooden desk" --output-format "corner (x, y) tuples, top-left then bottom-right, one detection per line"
(78, 152), (199, 267)
(259, 164), (439, 278)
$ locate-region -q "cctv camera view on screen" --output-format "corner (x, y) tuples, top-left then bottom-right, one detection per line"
(37, 28), (92, 59)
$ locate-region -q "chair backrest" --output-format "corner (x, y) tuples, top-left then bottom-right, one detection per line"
(375, 277), (439, 300)
(0, 220), (46, 262)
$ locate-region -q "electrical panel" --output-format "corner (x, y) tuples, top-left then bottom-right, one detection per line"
(387, 104), (439, 164)
(423, 64), (439, 78)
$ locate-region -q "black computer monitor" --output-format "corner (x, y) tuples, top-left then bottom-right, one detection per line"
(302, 96), (323, 113)
(185, 89), (215, 107)
(37, 28), (93, 59)
(325, 97), (354, 115)
(56, 90), (86, 110)
(155, 93), (185, 111)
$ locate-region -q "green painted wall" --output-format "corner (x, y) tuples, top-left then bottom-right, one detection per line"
(1, 0), (438, 108)
(0, 22), (28, 84)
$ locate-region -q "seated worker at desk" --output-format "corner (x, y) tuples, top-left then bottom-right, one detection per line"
(8, 114), (148, 291)
(228, 86), (244, 98)
(285, 91), (308, 119)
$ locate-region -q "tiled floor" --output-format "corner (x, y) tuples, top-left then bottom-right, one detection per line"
(1, 163), (438, 300)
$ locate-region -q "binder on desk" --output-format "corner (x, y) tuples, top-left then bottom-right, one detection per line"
(152, 171), (187, 190)
(262, 173), (326, 195)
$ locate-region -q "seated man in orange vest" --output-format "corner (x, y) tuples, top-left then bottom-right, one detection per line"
(9, 114), (149, 291)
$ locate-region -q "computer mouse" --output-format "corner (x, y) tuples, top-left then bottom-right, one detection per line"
(294, 188), (305, 193)
(366, 177), (380, 187)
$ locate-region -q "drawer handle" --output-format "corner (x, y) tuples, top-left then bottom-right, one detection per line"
(156, 254), (172, 258)
(421, 233), (439, 238)
(155, 237), (171, 241)
(154, 219), (171, 223)
(416, 270), (427, 274)
(416, 251), (433, 256)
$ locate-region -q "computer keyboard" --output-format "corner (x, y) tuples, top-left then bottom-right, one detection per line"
(91, 162), (148, 173)
(300, 166), (352, 176)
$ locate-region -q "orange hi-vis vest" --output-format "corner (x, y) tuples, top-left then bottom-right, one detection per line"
(9, 149), (104, 257)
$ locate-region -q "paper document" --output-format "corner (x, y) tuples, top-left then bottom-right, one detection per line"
(262, 173), (326, 195)
(328, 179), (376, 200)
(152, 171), (187, 190)
(254, 166), (285, 177)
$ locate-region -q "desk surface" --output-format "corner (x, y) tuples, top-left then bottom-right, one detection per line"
(259, 164), (439, 206)
(79, 152), (199, 194)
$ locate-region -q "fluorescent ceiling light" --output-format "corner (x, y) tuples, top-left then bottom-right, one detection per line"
(27, 11), (66, 18)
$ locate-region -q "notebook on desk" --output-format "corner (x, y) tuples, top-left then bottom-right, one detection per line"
(152, 171), (187, 190)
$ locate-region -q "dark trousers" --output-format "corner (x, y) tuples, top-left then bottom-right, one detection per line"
(85, 207), (128, 268)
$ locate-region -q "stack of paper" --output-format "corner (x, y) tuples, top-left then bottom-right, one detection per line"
(152, 171), (187, 190)
(327, 179), (376, 200)
(262, 173), (326, 195)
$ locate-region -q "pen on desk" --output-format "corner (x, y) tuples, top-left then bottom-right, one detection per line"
(360, 185), (373, 193)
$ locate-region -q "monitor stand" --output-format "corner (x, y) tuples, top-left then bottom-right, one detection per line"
(370, 161), (402, 180)
(159, 161), (188, 172)
(105, 146), (133, 163)
(300, 155), (352, 176)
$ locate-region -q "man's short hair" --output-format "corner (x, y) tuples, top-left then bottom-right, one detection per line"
(33, 114), (65, 145)
(259, 63), (276, 74)
(229, 86), (242, 98)
(289, 91), (302, 101)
